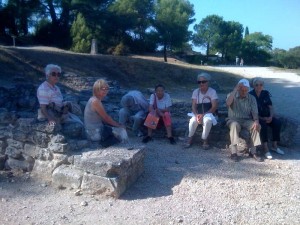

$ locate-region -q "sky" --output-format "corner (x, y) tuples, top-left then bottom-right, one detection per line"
(189, 0), (300, 50)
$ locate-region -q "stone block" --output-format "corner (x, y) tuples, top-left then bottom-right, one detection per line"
(74, 145), (145, 177)
(52, 165), (84, 189)
(7, 138), (24, 149)
(37, 148), (53, 161)
(0, 140), (6, 154)
(5, 156), (34, 172)
(12, 130), (28, 142)
(29, 131), (50, 148)
(0, 154), (6, 170)
(5, 146), (22, 159)
(73, 144), (145, 198)
(81, 173), (123, 198)
(23, 143), (44, 158)
(49, 142), (70, 153)
(31, 157), (67, 181)
(61, 122), (83, 138)
(31, 121), (61, 134)
(50, 134), (66, 144)
(16, 118), (35, 133)
(68, 139), (90, 152)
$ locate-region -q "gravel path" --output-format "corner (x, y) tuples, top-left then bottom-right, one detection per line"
(1, 67), (300, 225)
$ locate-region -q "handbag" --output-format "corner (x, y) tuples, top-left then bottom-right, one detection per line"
(196, 93), (212, 124)
(144, 94), (159, 129)
(144, 112), (159, 129)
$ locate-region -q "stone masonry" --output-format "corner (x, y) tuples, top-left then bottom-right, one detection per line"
(0, 79), (298, 198)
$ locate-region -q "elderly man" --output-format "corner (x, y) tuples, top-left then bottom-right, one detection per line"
(119, 90), (149, 136)
(37, 64), (82, 126)
(226, 78), (262, 162)
(184, 72), (218, 150)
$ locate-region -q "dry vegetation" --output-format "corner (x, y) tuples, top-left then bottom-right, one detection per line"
(0, 46), (239, 96)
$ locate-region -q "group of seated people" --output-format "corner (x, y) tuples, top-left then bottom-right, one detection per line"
(37, 64), (284, 162)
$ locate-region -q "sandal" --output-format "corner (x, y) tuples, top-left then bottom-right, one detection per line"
(183, 143), (191, 148)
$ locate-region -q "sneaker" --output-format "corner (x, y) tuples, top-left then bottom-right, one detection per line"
(271, 148), (284, 155)
(168, 137), (176, 145)
(230, 153), (238, 162)
(142, 136), (152, 143)
(265, 151), (273, 159)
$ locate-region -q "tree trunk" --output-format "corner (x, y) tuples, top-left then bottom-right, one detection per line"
(163, 44), (167, 62)
(206, 42), (210, 60)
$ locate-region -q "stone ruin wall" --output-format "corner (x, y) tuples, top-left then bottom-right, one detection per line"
(0, 76), (298, 198)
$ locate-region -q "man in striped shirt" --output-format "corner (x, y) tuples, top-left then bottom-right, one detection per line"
(226, 79), (262, 162)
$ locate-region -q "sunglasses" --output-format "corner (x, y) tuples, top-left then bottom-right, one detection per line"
(255, 83), (263, 87)
(197, 80), (208, 84)
(51, 72), (61, 77)
(100, 87), (110, 91)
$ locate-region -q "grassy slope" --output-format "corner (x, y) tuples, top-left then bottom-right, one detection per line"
(0, 46), (239, 97)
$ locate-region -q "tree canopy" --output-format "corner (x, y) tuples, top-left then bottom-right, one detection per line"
(1, 0), (298, 68)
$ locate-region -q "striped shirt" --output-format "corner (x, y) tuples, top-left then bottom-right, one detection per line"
(37, 81), (63, 108)
(227, 92), (258, 120)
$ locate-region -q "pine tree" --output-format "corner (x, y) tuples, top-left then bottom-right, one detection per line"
(70, 13), (93, 53)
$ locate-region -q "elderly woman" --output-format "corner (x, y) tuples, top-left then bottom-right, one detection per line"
(119, 90), (149, 136)
(249, 77), (284, 159)
(37, 64), (82, 125)
(142, 84), (176, 144)
(184, 72), (218, 149)
(84, 79), (125, 145)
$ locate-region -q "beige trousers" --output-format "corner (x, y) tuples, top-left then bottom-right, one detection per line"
(227, 119), (261, 154)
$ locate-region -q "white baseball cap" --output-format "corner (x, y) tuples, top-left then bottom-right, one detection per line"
(238, 78), (250, 88)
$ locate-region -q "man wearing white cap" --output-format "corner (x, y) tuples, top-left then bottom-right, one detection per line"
(226, 79), (262, 162)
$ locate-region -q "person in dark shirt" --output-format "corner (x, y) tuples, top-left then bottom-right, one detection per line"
(249, 77), (284, 159)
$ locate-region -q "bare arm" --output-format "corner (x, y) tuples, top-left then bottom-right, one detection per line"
(226, 84), (241, 107)
(207, 99), (218, 114)
(192, 99), (198, 115)
(92, 100), (122, 127)
(40, 104), (56, 124)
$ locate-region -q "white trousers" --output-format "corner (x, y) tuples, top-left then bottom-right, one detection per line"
(188, 116), (213, 140)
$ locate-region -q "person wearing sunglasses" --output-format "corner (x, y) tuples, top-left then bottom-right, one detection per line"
(184, 72), (218, 150)
(37, 64), (83, 127)
(37, 64), (64, 125)
(84, 79), (126, 146)
(226, 79), (262, 162)
(249, 77), (284, 159)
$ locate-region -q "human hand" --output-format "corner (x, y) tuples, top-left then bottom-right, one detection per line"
(156, 109), (163, 117)
(252, 120), (261, 131)
(196, 114), (203, 124)
(234, 83), (243, 92)
(48, 120), (56, 126)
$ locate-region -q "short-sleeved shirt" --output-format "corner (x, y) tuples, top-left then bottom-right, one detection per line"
(227, 92), (258, 120)
(191, 87), (218, 103)
(149, 93), (172, 110)
(249, 89), (272, 117)
(37, 81), (63, 108)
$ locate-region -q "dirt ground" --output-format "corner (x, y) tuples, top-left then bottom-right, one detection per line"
(1, 56), (300, 224)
